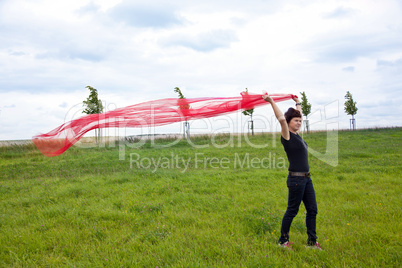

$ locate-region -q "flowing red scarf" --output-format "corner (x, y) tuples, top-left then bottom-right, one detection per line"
(33, 93), (295, 156)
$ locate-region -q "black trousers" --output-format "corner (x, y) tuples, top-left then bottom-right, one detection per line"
(278, 175), (318, 244)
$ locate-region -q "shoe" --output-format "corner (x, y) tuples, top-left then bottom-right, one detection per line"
(278, 241), (293, 250)
(307, 242), (323, 251)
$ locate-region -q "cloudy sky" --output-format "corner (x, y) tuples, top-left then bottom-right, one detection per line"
(1, 0), (401, 140)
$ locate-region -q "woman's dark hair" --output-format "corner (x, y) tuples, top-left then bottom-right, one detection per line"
(284, 108), (302, 124)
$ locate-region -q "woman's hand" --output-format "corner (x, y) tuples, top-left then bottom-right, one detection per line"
(292, 95), (302, 113)
(262, 94), (274, 103)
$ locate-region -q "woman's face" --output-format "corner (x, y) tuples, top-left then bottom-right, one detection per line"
(288, 117), (302, 133)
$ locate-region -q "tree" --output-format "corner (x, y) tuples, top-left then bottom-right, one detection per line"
(344, 91), (358, 130)
(83, 86), (104, 143)
(174, 87), (190, 138)
(300, 91), (312, 133)
(242, 88), (255, 135)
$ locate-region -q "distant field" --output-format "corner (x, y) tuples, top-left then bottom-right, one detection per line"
(0, 128), (401, 267)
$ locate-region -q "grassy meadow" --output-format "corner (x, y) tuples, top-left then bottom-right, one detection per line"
(0, 128), (401, 267)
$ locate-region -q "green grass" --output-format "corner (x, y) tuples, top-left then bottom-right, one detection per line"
(0, 128), (401, 267)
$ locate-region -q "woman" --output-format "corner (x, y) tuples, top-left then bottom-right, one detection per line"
(262, 93), (322, 250)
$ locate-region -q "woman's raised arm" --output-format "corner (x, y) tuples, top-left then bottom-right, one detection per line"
(262, 94), (290, 140)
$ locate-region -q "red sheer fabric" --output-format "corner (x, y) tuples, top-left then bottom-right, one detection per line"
(33, 93), (295, 156)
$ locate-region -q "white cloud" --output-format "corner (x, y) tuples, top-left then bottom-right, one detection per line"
(323, 6), (356, 19)
(161, 29), (238, 52)
(107, 2), (184, 28)
(342, 66), (355, 72)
